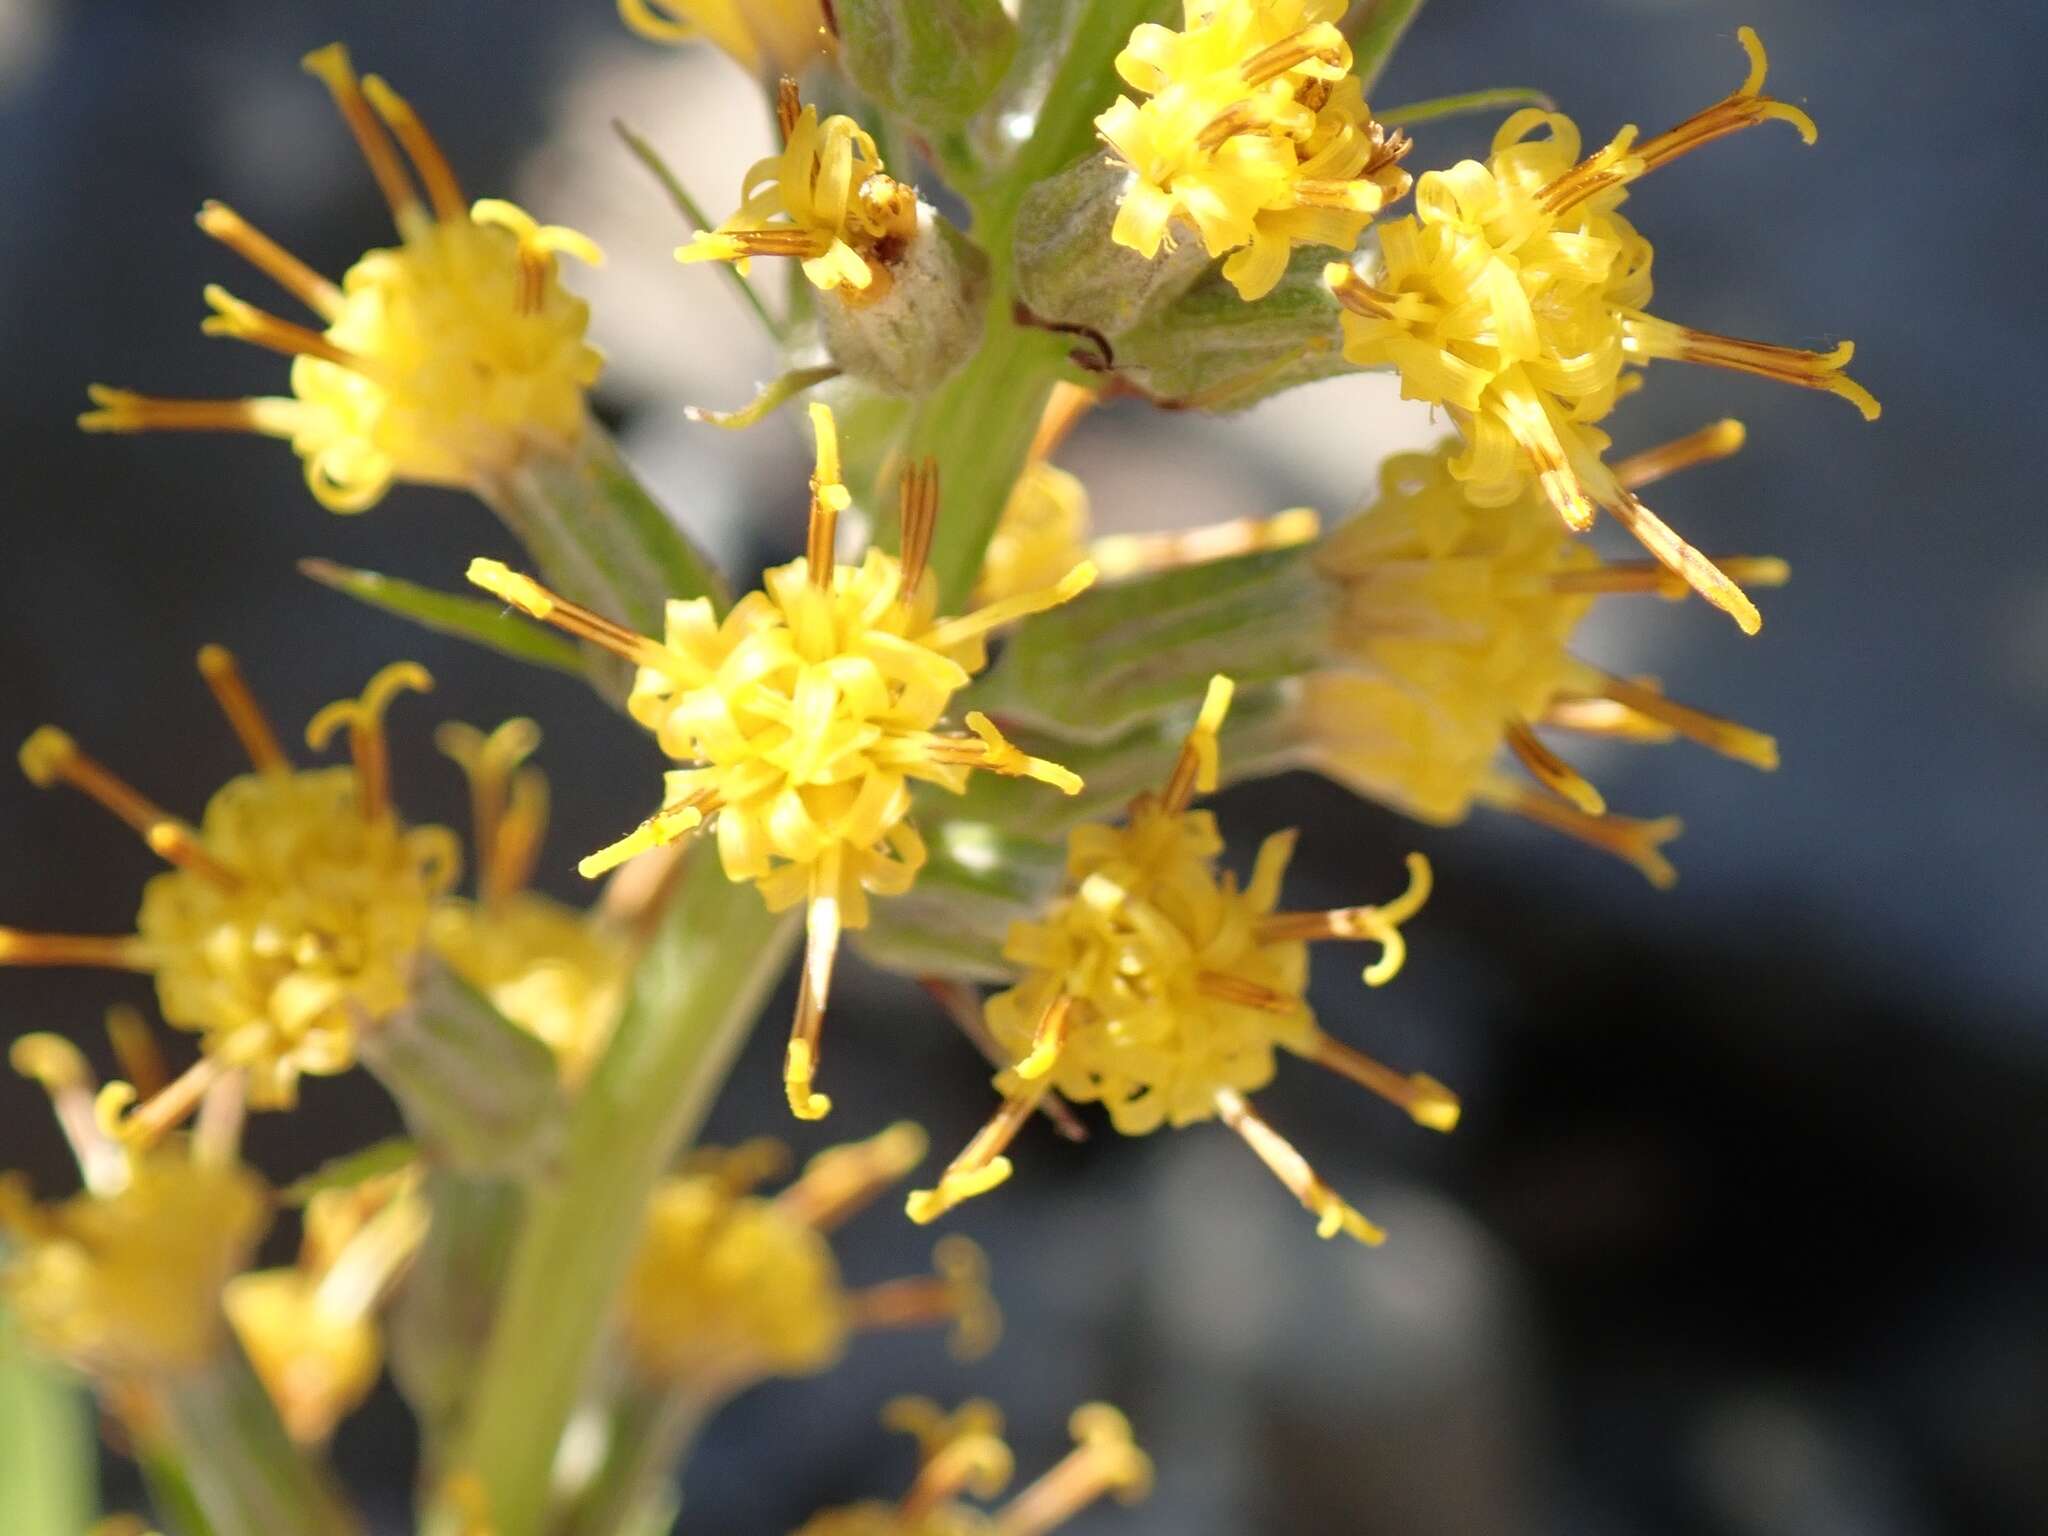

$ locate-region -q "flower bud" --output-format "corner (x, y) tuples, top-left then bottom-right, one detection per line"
(836, 0), (1016, 133)
(820, 207), (991, 395)
(1113, 247), (1349, 410)
(1013, 152), (1212, 341)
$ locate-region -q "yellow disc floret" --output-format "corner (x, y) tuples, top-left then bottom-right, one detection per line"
(679, 82), (917, 301)
(469, 404), (1094, 1120)
(1098, 0), (1412, 301)
(1300, 429), (1785, 886)
(1326, 28), (1875, 633)
(2, 650), (457, 1109)
(81, 44), (602, 512)
(912, 678), (1451, 1244)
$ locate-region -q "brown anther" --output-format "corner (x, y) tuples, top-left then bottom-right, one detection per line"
(1505, 720), (1606, 816)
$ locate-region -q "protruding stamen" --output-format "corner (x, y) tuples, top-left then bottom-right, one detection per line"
(1325, 263), (1399, 319)
(1214, 1088), (1384, 1245)
(845, 1236), (1001, 1361)
(898, 456), (940, 598)
(1540, 694), (1678, 743)
(1601, 489), (1762, 635)
(1590, 674), (1780, 770)
(1090, 508), (1320, 581)
(1506, 721), (1606, 816)
(1550, 555), (1790, 599)
(467, 560), (681, 673)
(145, 820), (244, 888)
(786, 873), (842, 1120)
(104, 1005), (168, 1101)
(1160, 675), (1235, 815)
(360, 75), (466, 223)
(201, 285), (365, 372)
(921, 563), (1099, 655)
(776, 76), (803, 142)
(101, 1054), (224, 1154)
(994, 1404), (1154, 1536)
(907, 1072), (1053, 1225)
(806, 403), (852, 590)
(196, 202), (344, 321)
(305, 661), (433, 823)
(10, 1033), (126, 1195)
(302, 43), (423, 225)
(577, 790), (717, 879)
(438, 718), (545, 904)
(774, 1120), (928, 1233)
(895, 1400), (1015, 1521)
(1255, 852), (1432, 986)
(197, 644), (289, 773)
(680, 227), (835, 264)
(1625, 319), (1880, 421)
(0, 928), (152, 972)
(77, 386), (302, 439)
(920, 978), (1089, 1141)
(1482, 779), (1682, 889)
(1239, 25), (1348, 87)
(1011, 983), (1073, 1080)
(1308, 1036), (1460, 1131)
(19, 727), (235, 885)
(1611, 419), (1746, 490)
(927, 715), (1084, 796)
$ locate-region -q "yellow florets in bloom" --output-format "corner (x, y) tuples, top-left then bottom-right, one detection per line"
(793, 1398), (1151, 1536)
(469, 404), (1094, 1120)
(912, 678), (1451, 1245)
(1326, 28), (1876, 634)
(1, 651), (457, 1109)
(619, 0), (828, 76)
(1299, 430), (1786, 886)
(0, 1035), (269, 1381)
(620, 1125), (994, 1396)
(976, 462), (1093, 607)
(80, 44), (602, 512)
(679, 82), (917, 300)
(1098, 0), (1412, 301)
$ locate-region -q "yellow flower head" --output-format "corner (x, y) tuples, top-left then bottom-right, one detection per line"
(1327, 28), (1876, 633)
(470, 403), (1094, 1120)
(620, 1124), (997, 1396)
(795, 1397), (1151, 1536)
(1098, 0), (1412, 301)
(81, 43), (603, 513)
(224, 1170), (426, 1444)
(427, 718), (628, 1086)
(1, 648), (458, 1109)
(911, 678), (1451, 1245)
(2, 1032), (267, 1380)
(679, 81), (917, 301)
(619, 0), (830, 76)
(1302, 426), (1785, 887)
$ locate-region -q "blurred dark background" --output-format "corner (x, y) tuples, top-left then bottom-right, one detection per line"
(2, 1), (2044, 1533)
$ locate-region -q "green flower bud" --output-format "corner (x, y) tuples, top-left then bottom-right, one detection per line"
(821, 208), (991, 395)
(836, 0), (1016, 133)
(1013, 151), (1212, 340)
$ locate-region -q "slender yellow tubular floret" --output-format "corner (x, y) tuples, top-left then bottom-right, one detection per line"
(793, 1397), (1150, 1536)
(3, 1026), (269, 1381)
(1329, 27), (1875, 633)
(1299, 434), (1782, 883)
(469, 404), (1093, 1120)
(1097, 0), (1413, 301)
(910, 676), (1449, 1245)
(620, 1124), (997, 1397)
(428, 718), (629, 1086)
(618, 0), (829, 76)
(679, 79), (918, 303)
(80, 43), (603, 513)
(225, 1170), (426, 1443)
(0, 649), (459, 1109)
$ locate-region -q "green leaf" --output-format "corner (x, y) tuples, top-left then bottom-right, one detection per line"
(299, 560), (583, 675)
(1379, 86), (1556, 128)
(0, 1306), (93, 1536)
(278, 1136), (419, 1206)
(856, 819), (1065, 980)
(838, 0), (1018, 134)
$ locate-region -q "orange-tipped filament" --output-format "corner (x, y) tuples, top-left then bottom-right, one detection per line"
(1215, 1087), (1384, 1245)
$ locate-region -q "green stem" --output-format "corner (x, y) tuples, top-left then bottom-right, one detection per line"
(144, 1350), (362, 1536)
(438, 852), (796, 1536)
(1379, 86), (1555, 128)
(560, 1389), (709, 1536)
(0, 1308), (93, 1536)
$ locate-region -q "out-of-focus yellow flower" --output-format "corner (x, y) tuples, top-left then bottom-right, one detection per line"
(0, 648), (457, 1109)
(1098, 0), (1412, 301)
(470, 404), (1093, 1120)
(427, 718), (628, 1087)
(679, 82), (917, 302)
(620, 1124), (996, 1397)
(619, 0), (830, 76)
(2, 1032), (267, 1381)
(794, 1398), (1151, 1536)
(81, 44), (602, 513)
(978, 462), (1093, 608)
(1300, 426), (1783, 887)
(224, 1169), (425, 1444)
(1328, 28), (1875, 633)
(911, 677), (1451, 1245)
